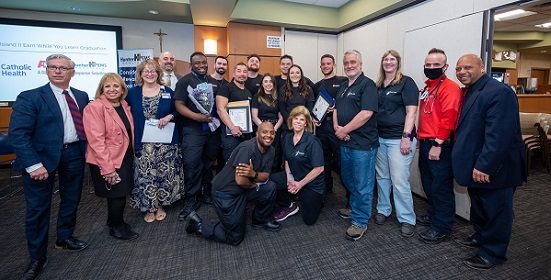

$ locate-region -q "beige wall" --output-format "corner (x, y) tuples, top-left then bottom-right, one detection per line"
(518, 53), (551, 82)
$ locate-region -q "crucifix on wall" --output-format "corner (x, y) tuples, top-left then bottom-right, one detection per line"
(154, 29), (167, 52)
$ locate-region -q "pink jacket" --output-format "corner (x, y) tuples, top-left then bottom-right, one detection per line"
(83, 95), (134, 175)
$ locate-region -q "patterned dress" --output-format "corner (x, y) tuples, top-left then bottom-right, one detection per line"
(129, 93), (183, 212)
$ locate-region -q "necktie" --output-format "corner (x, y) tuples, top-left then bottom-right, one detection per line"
(63, 90), (86, 140)
(165, 75), (171, 88)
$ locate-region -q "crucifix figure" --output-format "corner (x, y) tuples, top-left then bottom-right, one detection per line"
(154, 29), (167, 52)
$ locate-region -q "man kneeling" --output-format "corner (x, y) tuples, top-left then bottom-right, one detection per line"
(186, 122), (281, 245)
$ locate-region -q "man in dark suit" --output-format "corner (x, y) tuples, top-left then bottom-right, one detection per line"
(9, 54), (90, 280)
(452, 54), (526, 270)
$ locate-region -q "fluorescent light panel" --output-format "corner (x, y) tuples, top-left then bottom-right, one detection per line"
(494, 9), (536, 21)
(535, 21), (551, 28)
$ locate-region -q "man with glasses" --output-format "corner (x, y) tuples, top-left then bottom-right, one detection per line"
(416, 48), (461, 245)
(9, 53), (90, 280)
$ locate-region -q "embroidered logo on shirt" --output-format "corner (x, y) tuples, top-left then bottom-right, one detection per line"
(347, 92), (356, 97)
(295, 151), (305, 157)
(387, 91), (397, 96)
(333, 84), (341, 87)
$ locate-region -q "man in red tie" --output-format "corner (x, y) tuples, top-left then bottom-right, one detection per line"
(9, 54), (90, 280)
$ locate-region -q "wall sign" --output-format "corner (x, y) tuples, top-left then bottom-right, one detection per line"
(267, 36), (282, 48)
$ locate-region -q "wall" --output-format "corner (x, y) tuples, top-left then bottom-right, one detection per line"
(518, 53), (551, 82)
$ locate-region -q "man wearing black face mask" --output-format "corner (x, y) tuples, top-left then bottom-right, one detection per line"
(416, 48), (461, 245)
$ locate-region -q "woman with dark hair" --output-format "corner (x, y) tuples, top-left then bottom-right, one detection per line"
(83, 73), (139, 240)
(373, 50), (419, 237)
(251, 73), (284, 172)
(126, 59), (182, 223)
(269, 106), (325, 225)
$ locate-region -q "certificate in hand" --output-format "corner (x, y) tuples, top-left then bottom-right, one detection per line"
(142, 119), (175, 143)
(312, 88), (335, 123)
(226, 100), (253, 135)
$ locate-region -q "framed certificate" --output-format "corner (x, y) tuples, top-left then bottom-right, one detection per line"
(226, 100), (253, 135)
(311, 88), (335, 123)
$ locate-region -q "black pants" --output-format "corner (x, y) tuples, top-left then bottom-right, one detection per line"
(221, 125), (254, 163)
(270, 171), (324, 225)
(181, 125), (220, 197)
(107, 196), (127, 226)
(316, 119), (343, 190)
(200, 185), (276, 245)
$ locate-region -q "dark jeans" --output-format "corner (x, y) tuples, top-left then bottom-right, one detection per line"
(181, 125), (220, 197)
(469, 187), (514, 265)
(418, 139), (455, 234)
(270, 171), (324, 225)
(200, 186), (276, 246)
(22, 144), (85, 261)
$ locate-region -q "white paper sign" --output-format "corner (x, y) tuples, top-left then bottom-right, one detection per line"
(267, 36), (282, 48)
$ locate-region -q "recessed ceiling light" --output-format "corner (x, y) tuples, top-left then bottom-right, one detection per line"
(148, 10), (159, 15)
(68, 6), (80, 11)
(535, 21), (551, 28)
(494, 9), (536, 21)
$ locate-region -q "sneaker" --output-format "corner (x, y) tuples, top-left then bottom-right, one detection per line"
(345, 224), (367, 241)
(416, 214), (432, 226)
(401, 223), (415, 237)
(374, 213), (388, 225)
(418, 228), (449, 244)
(338, 208), (351, 219)
(274, 202), (299, 222)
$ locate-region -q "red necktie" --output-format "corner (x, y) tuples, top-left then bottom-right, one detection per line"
(63, 90), (86, 140)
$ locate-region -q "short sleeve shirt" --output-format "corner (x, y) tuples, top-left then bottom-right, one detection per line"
(283, 131), (325, 194)
(278, 87), (315, 123)
(251, 94), (279, 121)
(377, 76), (419, 139)
(335, 73), (379, 150)
(174, 73), (220, 127)
(245, 75), (263, 95)
(212, 138), (275, 195)
(218, 82), (252, 102)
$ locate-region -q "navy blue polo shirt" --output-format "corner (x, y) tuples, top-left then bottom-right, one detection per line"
(212, 138), (275, 195)
(283, 131), (325, 194)
(335, 73), (379, 150)
(377, 76), (419, 139)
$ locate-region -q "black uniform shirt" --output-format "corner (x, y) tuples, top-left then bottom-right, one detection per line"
(278, 87), (315, 124)
(377, 76), (419, 139)
(335, 73), (379, 150)
(245, 75), (263, 95)
(212, 138), (275, 195)
(283, 131), (325, 194)
(218, 82), (252, 102)
(251, 94), (279, 121)
(174, 73), (220, 127)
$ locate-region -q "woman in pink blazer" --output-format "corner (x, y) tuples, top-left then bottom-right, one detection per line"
(83, 73), (138, 241)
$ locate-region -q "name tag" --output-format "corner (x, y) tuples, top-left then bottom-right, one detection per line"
(161, 93), (171, 99)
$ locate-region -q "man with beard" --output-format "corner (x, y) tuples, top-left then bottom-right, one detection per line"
(159, 51), (182, 90)
(416, 48), (461, 245)
(210, 56), (229, 86)
(185, 122), (281, 246)
(175, 51), (222, 219)
(217, 62), (254, 162)
(245, 54), (262, 94)
(312, 54), (347, 195)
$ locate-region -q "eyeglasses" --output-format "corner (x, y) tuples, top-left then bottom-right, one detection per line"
(46, 66), (74, 72)
(142, 70), (157, 75)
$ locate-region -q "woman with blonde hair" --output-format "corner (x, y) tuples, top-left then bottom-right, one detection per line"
(83, 73), (139, 240)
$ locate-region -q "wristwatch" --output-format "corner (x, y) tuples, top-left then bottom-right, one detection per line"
(432, 141), (443, 148)
(402, 132), (412, 139)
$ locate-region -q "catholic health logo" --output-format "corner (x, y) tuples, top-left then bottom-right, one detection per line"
(1, 63), (32, 77)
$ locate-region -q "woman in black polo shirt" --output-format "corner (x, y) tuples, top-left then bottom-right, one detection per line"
(251, 73), (284, 172)
(269, 106), (325, 225)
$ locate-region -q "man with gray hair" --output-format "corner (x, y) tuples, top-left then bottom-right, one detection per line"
(10, 54), (90, 279)
(333, 50), (379, 241)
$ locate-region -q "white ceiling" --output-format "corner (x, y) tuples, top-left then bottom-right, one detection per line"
(283, 0), (351, 8)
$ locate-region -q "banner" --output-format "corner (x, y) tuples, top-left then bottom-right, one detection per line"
(118, 48), (154, 89)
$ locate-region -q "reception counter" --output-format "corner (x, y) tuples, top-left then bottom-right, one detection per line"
(517, 93), (551, 114)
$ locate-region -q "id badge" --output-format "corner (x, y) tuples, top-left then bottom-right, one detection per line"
(161, 92), (171, 99)
(420, 90), (429, 100)
(197, 82), (208, 91)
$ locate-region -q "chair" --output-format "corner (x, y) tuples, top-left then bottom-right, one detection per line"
(538, 114), (551, 172)
(0, 131), (22, 198)
(519, 113), (544, 175)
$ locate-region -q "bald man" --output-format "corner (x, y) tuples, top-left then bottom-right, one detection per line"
(159, 51), (183, 90)
(452, 54), (526, 270)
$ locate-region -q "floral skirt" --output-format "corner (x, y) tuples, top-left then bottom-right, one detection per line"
(129, 143), (183, 212)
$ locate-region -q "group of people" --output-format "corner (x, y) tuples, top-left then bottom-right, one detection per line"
(8, 46), (526, 279)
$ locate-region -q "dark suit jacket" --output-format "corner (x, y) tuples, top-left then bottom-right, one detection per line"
(8, 83), (90, 172)
(452, 75), (526, 189)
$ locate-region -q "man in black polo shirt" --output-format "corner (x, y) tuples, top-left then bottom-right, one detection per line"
(217, 62), (254, 162)
(175, 51), (222, 219)
(334, 50), (379, 241)
(245, 54), (263, 94)
(185, 122), (280, 246)
(312, 54), (347, 194)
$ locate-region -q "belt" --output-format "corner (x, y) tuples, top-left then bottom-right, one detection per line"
(420, 138), (452, 146)
(63, 141), (81, 148)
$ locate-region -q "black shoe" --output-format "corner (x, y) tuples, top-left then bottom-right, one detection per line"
(55, 236), (88, 251)
(455, 235), (481, 248)
(252, 220), (281, 232)
(21, 258), (47, 280)
(418, 228), (449, 244)
(464, 254), (494, 270)
(179, 196), (201, 221)
(200, 193), (213, 205)
(109, 224), (139, 240)
(416, 214), (432, 226)
(374, 213), (388, 225)
(185, 211), (202, 236)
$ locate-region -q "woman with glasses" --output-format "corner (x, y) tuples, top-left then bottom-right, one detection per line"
(126, 60), (182, 223)
(83, 73), (139, 240)
(373, 50), (419, 237)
